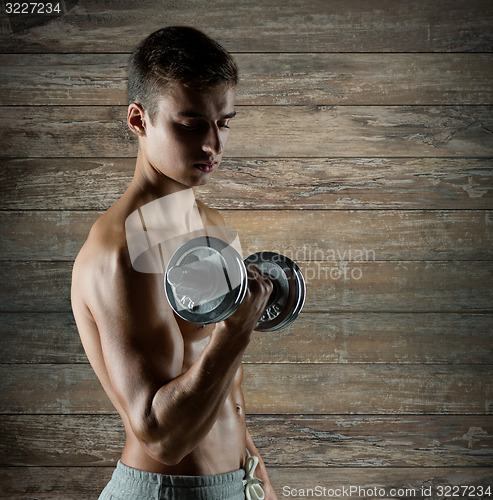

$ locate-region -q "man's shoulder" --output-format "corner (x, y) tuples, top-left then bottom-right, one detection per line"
(196, 199), (226, 226)
(74, 208), (130, 279)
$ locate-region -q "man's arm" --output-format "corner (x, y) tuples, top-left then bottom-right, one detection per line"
(73, 234), (272, 466)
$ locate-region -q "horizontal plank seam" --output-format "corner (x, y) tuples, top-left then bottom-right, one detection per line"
(2, 259), (493, 264)
(2, 362), (492, 367)
(2, 209), (492, 214)
(3, 260), (493, 265)
(1, 311), (492, 316)
(2, 156), (493, 160)
(2, 412), (492, 416)
(2, 310), (491, 314)
(2, 155), (493, 161)
(2, 209), (493, 213)
(2, 309), (493, 314)
(2, 157), (493, 163)
(2, 412), (491, 415)
(3, 51), (493, 55)
(1, 412), (490, 418)
(0, 460), (492, 468)
(329, 308), (491, 314)
(0, 465), (491, 469)
(1, 362), (492, 366)
(1, 104), (493, 108)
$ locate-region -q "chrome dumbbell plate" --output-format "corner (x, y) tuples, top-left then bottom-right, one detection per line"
(165, 236), (305, 331)
(245, 252), (305, 332)
(165, 236), (248, 325)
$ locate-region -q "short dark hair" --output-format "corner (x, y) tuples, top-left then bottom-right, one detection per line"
(128, 26), (238, 123)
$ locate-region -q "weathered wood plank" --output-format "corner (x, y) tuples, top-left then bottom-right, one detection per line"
(242, 364), (493, 414)
(0, 466), (114, 500)
(2, 106), (492, 158)
(0, 262), (71, 312)
(1, 364), (491, 415)
(300, 260), (493, 313)
(228, 106), (493, 158)
(0, 415), (124, 467)
(2, 158), (492, 210)
(228, 210), (493, 261)
(198, 158), (493, 210)
(269, 469), (493, 500)
(1, 261), (491, 313)
(236, 54), (493, 106)
(1, 210), (492, 262)
(1, 53), (492, 106)
(0, 414), (491, 467)
(0, 0), (491, 53)
(0, 158), (133, 211)
(2, 312), (492, 365)
(0, 53), (129, 107)
(0, 313), (86, 363)
(247, 468), (493, 499)
(1, 466), (492, 500)
(246, 313), (493, 365)
(248, 414), (493, 467)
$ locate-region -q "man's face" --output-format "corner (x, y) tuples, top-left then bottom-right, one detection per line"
(142, 83), (236, 188)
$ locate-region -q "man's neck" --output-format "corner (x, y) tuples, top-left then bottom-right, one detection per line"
(129, 149), (193, 205)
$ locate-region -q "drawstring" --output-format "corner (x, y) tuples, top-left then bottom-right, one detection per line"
(242, 454), (265, 500)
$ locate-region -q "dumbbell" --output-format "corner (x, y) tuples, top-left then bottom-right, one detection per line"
(164, 236), (305, 332)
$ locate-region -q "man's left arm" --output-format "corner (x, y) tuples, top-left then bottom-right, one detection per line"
(246, 427), (278, 500)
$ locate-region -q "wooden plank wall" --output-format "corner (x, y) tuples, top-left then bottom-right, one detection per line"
(1, 1), (493, 498)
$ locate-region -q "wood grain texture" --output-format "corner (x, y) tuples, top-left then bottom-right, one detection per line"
(2, 312), (492, 365)
(0, 414), (491, 466)
(1, 0), (492, 491)
(248, 414), (493, 467)
(245, 313), (493, 365)
(1, 53), (492, 106)
(242, 364), (493, 415)
(268, 469), (493, 500)
(1, 467), (492, 499)
(0, 313), (87, 364)
(236, 54), (493, 106)
(1, 0), (491, 53)
(1, 210), (492, 261)
(1, 364), (491, 415)
(2, 260), (492, 313)
(2, 106), (493, 158)
(2, 158), (492, 210)
(226, 210), (493, 261)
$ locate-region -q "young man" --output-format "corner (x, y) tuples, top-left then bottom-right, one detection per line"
(71, 27), (278, 499)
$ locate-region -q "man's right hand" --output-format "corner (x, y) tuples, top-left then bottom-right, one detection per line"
(221, 264), (274, 336)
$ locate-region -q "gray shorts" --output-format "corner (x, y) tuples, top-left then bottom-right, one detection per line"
(99, 460), (246, 500)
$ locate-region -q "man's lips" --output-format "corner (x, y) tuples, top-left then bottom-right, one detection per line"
(194, 161), (217, 173)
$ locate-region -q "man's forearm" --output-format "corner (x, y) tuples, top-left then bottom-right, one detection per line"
(141, 323), (250, 464)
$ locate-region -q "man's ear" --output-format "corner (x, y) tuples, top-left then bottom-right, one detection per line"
(127, 103), (147, 137)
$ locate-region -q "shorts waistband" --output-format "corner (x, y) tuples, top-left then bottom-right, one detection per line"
(116, 460), (245, 486)
(100, 460), (246, 499)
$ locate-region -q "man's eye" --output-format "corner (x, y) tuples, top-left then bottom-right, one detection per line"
(181, 123), (199, 131)
(180, 121), (230, 131)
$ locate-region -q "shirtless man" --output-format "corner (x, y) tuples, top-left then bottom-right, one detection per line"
(71, 27), (278, 499)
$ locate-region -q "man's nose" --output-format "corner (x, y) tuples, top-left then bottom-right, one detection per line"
(202, 125), (223, 155)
